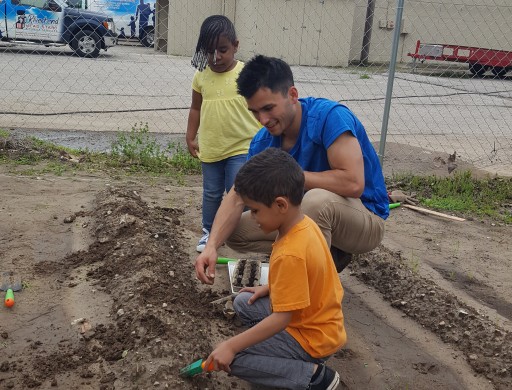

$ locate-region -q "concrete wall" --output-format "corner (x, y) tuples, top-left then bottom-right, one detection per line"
(234, 0), (356, 67)
(350, 0), (512, 64)
(157, 0), (512, 66)
(154, 0), (169, 52)
(164, 0), (356, 67)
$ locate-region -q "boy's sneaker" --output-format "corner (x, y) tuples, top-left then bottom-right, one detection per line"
(196, 228), (209, 253)
(330, 246), (353, 273)
(309, 365), (340, 390)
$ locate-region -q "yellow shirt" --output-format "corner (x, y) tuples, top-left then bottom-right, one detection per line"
(192, 61), (261, 163)
(269, 216), (346, 358)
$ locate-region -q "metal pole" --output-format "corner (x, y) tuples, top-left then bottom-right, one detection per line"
(378, 0), (405, 167)
(360, 0), (376, 65)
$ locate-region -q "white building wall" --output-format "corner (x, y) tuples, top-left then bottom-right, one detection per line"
(160, 0), (512, 67)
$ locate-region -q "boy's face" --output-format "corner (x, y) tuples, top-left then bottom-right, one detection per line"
(242, 196), (283, 234)
(206, 34), (239, 73)
(246, 86), (298, 136)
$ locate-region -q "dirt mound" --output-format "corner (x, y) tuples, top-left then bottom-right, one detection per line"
(352, 248), (512, 389)
(2, 187), (238, 389)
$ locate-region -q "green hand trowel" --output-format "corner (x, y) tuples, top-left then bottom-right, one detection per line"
(179, 358), (214, 377)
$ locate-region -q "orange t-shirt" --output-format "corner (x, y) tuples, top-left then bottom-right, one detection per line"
(269, 216), (346, 358)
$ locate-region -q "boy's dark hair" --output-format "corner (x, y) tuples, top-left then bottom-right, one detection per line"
(234, 148), (304, 207)
(191, 15), (237, 71)
(237, 55), (294, 99)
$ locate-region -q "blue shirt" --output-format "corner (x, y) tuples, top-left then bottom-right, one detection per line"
(248, 97), (389, 219)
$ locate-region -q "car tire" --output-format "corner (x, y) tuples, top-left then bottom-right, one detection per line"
(469, 63), (486, 77)
(72, 30), (101, 58)
(491, 66), (507, 78)
(140, 27), (154, 48)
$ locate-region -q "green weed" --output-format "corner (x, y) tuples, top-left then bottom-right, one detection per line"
(110, 123), (201, 176)
(388, 171), (512, 223)
(360, 74), (371, 79)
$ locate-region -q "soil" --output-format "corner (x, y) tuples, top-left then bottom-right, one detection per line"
(0, 139), (511, 390)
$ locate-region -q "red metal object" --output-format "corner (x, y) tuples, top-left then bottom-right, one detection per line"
(408, 40), (512, 77)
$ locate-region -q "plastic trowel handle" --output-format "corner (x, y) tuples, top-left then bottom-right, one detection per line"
(179, 358), (214, 377)
(4, 289), (14, 307)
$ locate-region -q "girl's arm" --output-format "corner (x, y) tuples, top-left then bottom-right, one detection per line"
(205, 311), (292, 373)
(186, 90), (202, 158)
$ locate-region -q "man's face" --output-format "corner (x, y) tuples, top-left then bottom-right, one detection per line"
(246, 87), (298, 136)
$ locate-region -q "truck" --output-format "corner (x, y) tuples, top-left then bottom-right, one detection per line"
(87, 0), (155, 47)
(408, 40), (512, 78)
(0, 0), (117, 57)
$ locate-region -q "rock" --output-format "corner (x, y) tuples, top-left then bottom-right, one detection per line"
(63, 215), (76, 223)
(71, 317), (86, 326)
(469, 354), (478, 360)
(117, 309), (125, 317)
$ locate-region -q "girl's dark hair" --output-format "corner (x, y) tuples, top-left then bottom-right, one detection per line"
(237, 55), (294, 99)
(191, 15), (237, 71)
(234, 148), (304, 207)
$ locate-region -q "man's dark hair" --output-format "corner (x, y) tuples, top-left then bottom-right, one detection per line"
(191, 15), (237, 71)
(234, 148), (304, 207)
(237, 55), (294, 99)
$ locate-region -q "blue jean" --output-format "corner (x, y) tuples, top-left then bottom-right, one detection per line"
(230, 292), (327, 389)
(201, 154), (247, 231)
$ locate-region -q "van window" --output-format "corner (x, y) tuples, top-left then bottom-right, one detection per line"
(17, 0), (48, 8)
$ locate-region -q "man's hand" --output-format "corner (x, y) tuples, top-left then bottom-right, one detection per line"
(194, 246), (218, 285)
(388, 190), (419, 205)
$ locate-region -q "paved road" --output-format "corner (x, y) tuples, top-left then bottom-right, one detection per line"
(1, 44), (511, 175)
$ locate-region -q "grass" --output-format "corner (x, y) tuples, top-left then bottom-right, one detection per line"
(1, 127), (510, 223)
(0, 124), (201, 180)
(389, 171), (512, 223)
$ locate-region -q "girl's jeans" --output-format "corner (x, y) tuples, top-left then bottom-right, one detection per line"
(201, 154), (247, 231)
(230, 292), (326, 389)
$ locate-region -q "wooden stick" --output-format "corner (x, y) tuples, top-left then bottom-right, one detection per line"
(210, 293), (239, 305)
(402, 204), (466, 222)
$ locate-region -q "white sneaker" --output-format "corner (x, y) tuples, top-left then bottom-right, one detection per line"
(196, 228), (209, 252)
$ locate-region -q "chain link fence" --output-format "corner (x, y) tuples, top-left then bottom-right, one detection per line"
(1, 0), (511, 176)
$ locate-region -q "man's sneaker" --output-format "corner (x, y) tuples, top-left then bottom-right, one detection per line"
(309, 365), (340, 390)
(196, 228), (209, 253)
(330, 246), (353, 273)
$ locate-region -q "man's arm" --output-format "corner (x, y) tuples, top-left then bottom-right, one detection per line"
(194, 188), (245, 284)
(304, 131), (365, 198)
(205, 311), (292, 372)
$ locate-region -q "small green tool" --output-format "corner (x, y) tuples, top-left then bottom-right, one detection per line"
(389, 202), (401, 210)
(217, 257), (236, 264)
(179, 358), (214, 377)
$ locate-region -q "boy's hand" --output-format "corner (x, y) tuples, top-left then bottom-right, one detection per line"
(195, 246), (218, 285)
(205, 340), (236, 373)
(239, 285), (269, 304)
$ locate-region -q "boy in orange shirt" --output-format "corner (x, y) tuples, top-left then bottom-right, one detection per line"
(204, 147), (346, 389)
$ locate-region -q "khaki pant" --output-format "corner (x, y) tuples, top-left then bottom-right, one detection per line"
(227, 188), (385, 255)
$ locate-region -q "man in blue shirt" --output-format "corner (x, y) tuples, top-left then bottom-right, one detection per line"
(195, 55), (388, 284)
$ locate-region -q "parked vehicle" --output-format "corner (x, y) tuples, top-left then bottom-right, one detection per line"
(408, 40), (512, 77)
(87, 0), (155, 47)
(0, 0), (117, 57)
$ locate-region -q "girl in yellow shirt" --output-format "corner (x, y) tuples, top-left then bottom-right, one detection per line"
(186, 15), (260, 252)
